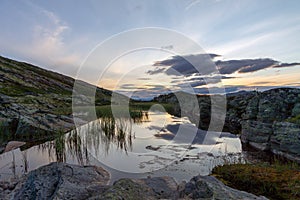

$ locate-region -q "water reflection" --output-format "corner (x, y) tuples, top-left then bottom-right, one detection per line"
(0, 111), (245, 182)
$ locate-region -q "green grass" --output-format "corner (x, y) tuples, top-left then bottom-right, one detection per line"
(54, 130), (66, 162)
(130, 102), (176, 115)
(286, 114), (300, 125)
(212, 161), (300, 199)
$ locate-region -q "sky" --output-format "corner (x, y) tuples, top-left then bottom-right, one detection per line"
(1, 0), (300, 98)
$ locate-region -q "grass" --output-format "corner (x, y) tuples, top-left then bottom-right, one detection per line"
(212, 161), (300, 199)
(53, 101), (176, 118)
(286, 114), (300, 125)
(54, 130), (66, 162)
(130, 101), (176, 115)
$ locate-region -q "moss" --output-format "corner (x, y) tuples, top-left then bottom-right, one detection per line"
(100, 179), (152, 200)
(212, 162), (300, 199)
(286, 114), (300, 125)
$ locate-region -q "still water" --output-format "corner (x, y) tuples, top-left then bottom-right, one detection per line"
(0, 111), (244, 183)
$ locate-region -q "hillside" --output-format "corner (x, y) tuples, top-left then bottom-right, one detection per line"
(0, 56), (113, 148)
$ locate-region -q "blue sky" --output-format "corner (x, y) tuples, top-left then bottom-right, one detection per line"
(1, 0), (300, 96)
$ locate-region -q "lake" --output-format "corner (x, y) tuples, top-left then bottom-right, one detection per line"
(0, 111), (246, 183)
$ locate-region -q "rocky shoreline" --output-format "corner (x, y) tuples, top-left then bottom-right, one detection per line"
(154, 88), (300, 163)
(1, 162), (267, 200)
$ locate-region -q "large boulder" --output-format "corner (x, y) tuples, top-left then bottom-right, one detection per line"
(271, 122), (300, 162)
(8, 162), (110, 200)
(179, 176), (267, 200)
(241, 120), (273, 151)
(90, 176), (178, 200)
(1, 162), (267, 200)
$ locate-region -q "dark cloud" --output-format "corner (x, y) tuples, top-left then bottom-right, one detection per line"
(147, 67), (165, 75)
(250, 81), (274, 85)
(149, 54), (220, 76)
(189, 75), (234, 81)
(149, 54), (300, 76)
(273, 62), (300, 68)
(183, 75), (235, 87)
(216, 58), (276, 74)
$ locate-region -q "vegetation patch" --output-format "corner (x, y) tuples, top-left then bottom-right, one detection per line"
(286, 114), (300, 125)
(212, 162), (300, 199)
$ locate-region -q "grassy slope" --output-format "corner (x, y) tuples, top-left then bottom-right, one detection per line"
(0, 55), (113, 116)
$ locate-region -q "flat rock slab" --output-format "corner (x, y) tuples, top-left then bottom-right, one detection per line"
(9, 162), (110, 200)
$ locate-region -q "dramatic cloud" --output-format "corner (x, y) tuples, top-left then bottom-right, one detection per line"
(148, 54), (220, 76)
(148, 54), (300, 76)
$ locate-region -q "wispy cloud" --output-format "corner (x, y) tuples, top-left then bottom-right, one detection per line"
(0, 1), (82, 76)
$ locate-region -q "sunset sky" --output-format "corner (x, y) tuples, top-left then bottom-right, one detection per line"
(1, 0), (300, 97)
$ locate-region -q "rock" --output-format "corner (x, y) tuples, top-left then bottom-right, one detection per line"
(9, 162), (110, 200)
(241, 120), (273, 151)
(2, 161), (267, 200)
(91, 176), (178, 200)
(90, 178), (156, 200)
(135, 176), (178, 199)
(179, 176), (213, 199)
(292, 103), (300, 117)
(155, 88), (300, 162)
(4, 141), (26, 153)
(271, 122), (300, 157)
(179, 176), (268, 200)
(145, 145), (160, 151)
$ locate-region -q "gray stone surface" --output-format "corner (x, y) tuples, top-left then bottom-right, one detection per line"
(1, 163), (268, 200)
(7, 162), (110, 200)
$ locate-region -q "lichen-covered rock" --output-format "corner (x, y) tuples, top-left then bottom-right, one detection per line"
(8, 162), (110, 200)
(179, 176), (213, 199)
(1, 162), (268, 200)
(241, 120), (273, 151)
(90, 176), (178, 200)
(155, 88), (300, 162)
(292, 103), (300, 117)
(179, 176), (268, 200)
(271, 122), (300, 161)
(90, 179), (156, 200)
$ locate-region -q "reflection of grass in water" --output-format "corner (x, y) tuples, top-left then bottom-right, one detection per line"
(54, 130), (66, 162)
(67, 130), (84, 165)
(35, 109), (148, 166)
(21, 151), (28, 173)
(98, 117), (133, 153)
(0, 120), (12, 147)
